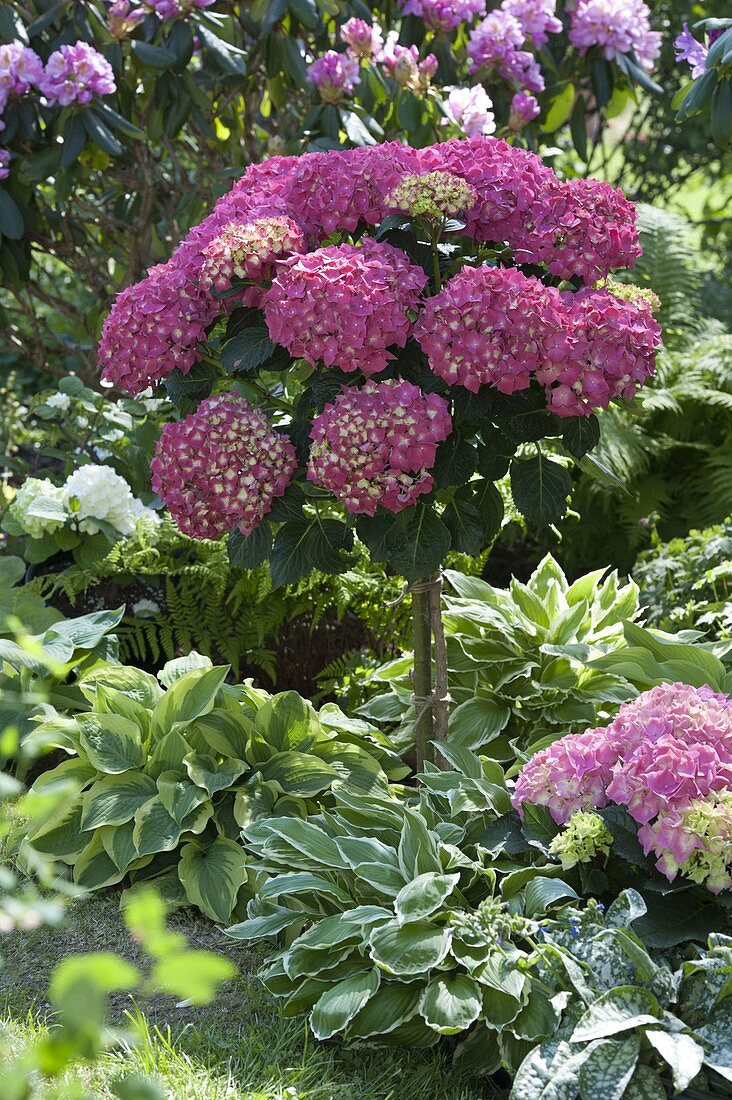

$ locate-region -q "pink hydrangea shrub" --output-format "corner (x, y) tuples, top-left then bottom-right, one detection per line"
(151, 393), (297, 539)
(307, 378), (452, 514)
(263, 239), (427, 376)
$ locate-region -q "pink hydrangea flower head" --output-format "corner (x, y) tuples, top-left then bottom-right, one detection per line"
(674, 23), (708, 79)
(99, 261), (216, 394)
(307, 50), (360, 103)
(263, 238), (428, 377)
(0, 42), (44, 98)
(401, 0), (486, 33)
(307, 378), (451, 515)
(340, 18), (384, 59)
(0, 148), (10, 180)
(385, 170), (478, 220)
(39, 41), (116, 107)
(509, 91), (540, 129)
(638, 791), (732, 893)
(151, 392), (297, 540)
(569, 0), (661, 71)
(414, 264), (567, 395)
(511, 727), (618, 824)
(442, 85), (496, 137)
(501, 0), (562, 48)
(200, 216), (306, 303)
(519, 176), (642, 282)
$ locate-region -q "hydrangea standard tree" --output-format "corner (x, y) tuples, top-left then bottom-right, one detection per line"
(100, 136), (661, 766)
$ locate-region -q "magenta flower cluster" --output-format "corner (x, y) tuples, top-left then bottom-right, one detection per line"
(38, 41), (116, 107)
(568, 0), (661, 71)
(145, 0), (215, 19)
(0, 42), (44, 122)
(401, 0), (486, 33)
(263, 239), (427, 376)
(308, 379), (452, 515)
(513, 683), (732, 891)
(200, 216), (305, 305)
(307, 50), (361, 103)
(340, 18), (384, 59)
(151, 393), (297, 540)
(467, 9), (547, 93)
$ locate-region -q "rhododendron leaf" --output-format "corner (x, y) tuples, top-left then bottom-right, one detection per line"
(131, 41), (176, 70)
(196, 25), (247, 76)
(179, 837), (248, 924)
(563, 415), (600, 459)
(288, 0), (319, 31)
(577, 1035), (640, 1100)
(542, 83), (576, 133)
(228, 524), (272, 570)
(59, 114), (87, 168)
(511, 456), (572, 528)
(310, 969), (381, 1040)
(84, 110), (123, 157)
(0, 188), (24, 240)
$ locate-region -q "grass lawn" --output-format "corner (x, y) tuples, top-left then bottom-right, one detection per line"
(0, 895), (495, 1099)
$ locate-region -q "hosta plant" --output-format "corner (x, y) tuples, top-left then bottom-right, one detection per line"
(358, 555), (639, 764)
(18, 653), (407, 923)
(99, 134), (661, 765)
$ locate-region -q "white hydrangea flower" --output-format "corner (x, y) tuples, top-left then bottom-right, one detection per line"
(131, 597), (161, 617)
(45, 392), (71, 410)
(10, 478), (67, 539)
(129, 496), (162, 530)
(62, 464), (137, 536)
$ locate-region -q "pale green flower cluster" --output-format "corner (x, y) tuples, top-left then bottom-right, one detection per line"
(549, 811), (613, 870)
(9, 478), (65, 539)
(386, 170), (477, 221)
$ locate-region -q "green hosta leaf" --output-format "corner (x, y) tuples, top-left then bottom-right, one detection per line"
(394, 872), (459, 925)
(178, 838), (249, 924)
(78, 714), (146, 774)
(151, 950), (235, 1005)
(356, 863), (408, 896)
(73, 834), (125, 889)
(254, 691), (320, 752)
(81, 665), (162, 708)
(448, 697), (511, 750)
(226, 904), (301, 941)
(26, 794), (86, 860)
(146, 729), (191, 781)
(310, 970), (381, 1040)
(259, 818), (349, 869)
(347, 982), (422, 1039)
(523, 877), (578, 916)
(420, 974), (481, 1035)
(157, 771), (210, 825)
(511, 456), (572, 528)
(571, 986), (660, 1043)
(369, 920), (450, 977)
(644, 1030), (704, 1093)
(510, 1038), (591, 1100)
(81, 772), (157, 830)
(184, 753), (247, 796)
(397, 809), (442, 878)
(151, 666), (229, 736)
(578, 1035), (640, 1100)
(192, 709), (252, 759)
(259, 751), (339, 797)
(133, 796), (185, 860)
(99, 820), (139, 873)
(258, 872), (354, 907)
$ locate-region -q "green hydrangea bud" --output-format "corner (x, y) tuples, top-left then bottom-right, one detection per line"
(386, 171), (478, 221)
(549, 811), (613, 870)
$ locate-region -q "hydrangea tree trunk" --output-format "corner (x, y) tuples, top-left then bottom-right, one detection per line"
(412, 572), (450, 769)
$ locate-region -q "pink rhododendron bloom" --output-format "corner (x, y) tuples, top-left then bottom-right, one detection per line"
(200, 216), (305, 304)
(99, 261), (215, 394)
(674, 23), (708, 79)
(509, 91), (540, 128)
(151, 393), (297, 540)
(502, 0), (562, 48)
(0, 42), (44, 98)
(467, 10), (545, 91)
(308, 378), (451, 515)
(39, 41), (116, 106)
(442, 86), (496, 137)
(107, 0), (145, 38)
(264, 238), (427, 376)
(0, 148), (10, 180)
(402, 0), (486, 33)
(340, 18), (384, 58)
(145, 0), (214, 17)
(569, 0), (661, 71)
(379, 33), (438, 92)
(307, 50), (360, 103)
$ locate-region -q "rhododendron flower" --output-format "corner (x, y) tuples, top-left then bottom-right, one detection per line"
(0, 42), (44, 100)
(307, 50), (360, 103)
(151, 393), (297, 540)
(402, 0), (486, 33)
(107, 0), (145, 38)
(467, 11), (545, 91)
(99, 261), (215, 394)
(502, 0), (562, 48)
(569, 0), (661, 71)
(379, 33), (437, 92)
(145, 0), (215, 17)
(39, 41), (116, 107)
(509, 91), (540, 129)
(638, 791), (732, 893)
(0, 148), (10, 180)
(674, 23), (708, 79)
(200, 216), (305, 303)
(263, 239), (427, 376)
(308, 379), (451, 515)
(442, 86), (496, 137)
(385, 171), (477, 220)
(340, 18), (384, 58)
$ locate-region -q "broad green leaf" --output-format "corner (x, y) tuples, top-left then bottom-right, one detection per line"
(254, 691), (320, 752)
(146, 729), (191, 781)
(382, 505), (451, 584)
(157, 771), (210, 825)
(258, 872), (354, 907)
(511, 456), (572, 528)
(509, 1038), (591, 1100)
(178, 837), (248, 924)
(347, 982), (422, 1038)
(420, 974), (481, 1035)
(50, 952), (139, 1002)
(74, 834), (126, 889)
(99, 820), (139, 873)
(644, 1030), (704, 1093)
(259, 751), (339, 797)
(394, 872), (459, 925)
(192, 709), (252, 759)
(397, 809), (442, 878)
(511, 990), (559, 1041)
(448, 697), (511, 749)
(151, 666), (229, 736)
(369, 920), (450, 976)
(26, 793), (86, 860)
(151, 950), (235, 1004)
(622, 1065), (668, 1099)
(226, 905), (301, 941)
(78, 714), (146, 774)
(571, 987), (660, 1043)
(81, 665), (162, 707)
(259, 818), (349, 869)
(81, 772), (157, 830)
(523, 877), (578, 916)
(697, 1002), (732, 1083)
(157, 651), (212, 688)
(133, 796), (185, 859)
(183, 752), (246, 796)
(578, 1035), (639, 1100)
(310, 970), (381, 1040)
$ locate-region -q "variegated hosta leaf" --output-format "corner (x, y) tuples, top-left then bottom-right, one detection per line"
(420, 974), (482, 1035)
(310, 969), (381, 1040)
(178, 837), (248, 924)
